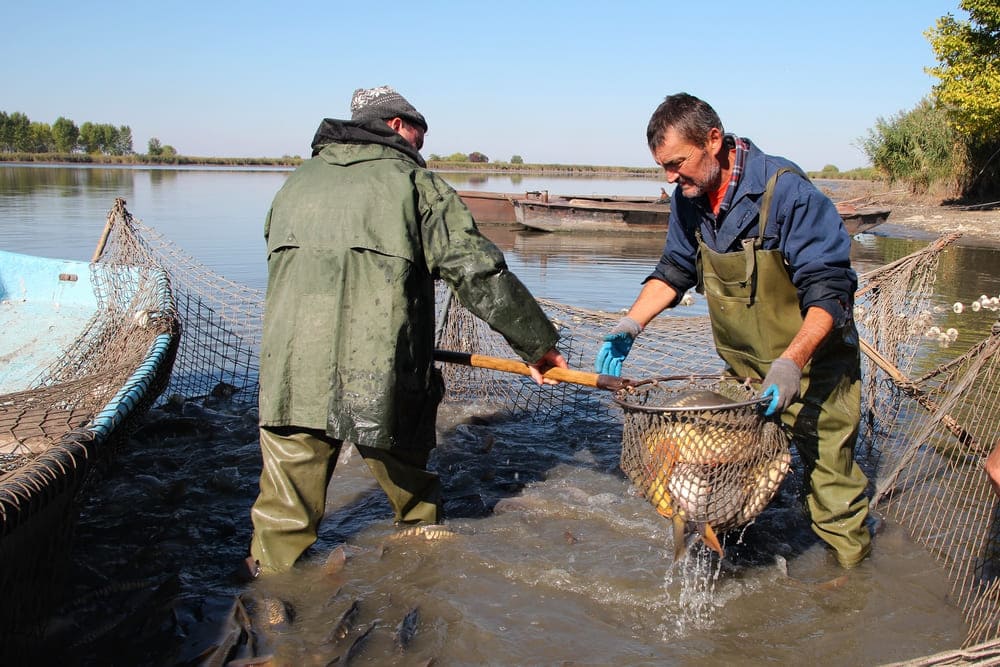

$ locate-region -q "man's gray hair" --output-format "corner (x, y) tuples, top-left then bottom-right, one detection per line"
(646, 93), (723, 151)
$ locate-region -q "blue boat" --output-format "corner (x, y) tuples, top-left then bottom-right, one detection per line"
(0, 242), (179, 648)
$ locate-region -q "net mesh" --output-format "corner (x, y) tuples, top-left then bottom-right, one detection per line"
(0, 199), (179, 643)
(614, 376), (790, 531)
(5, 200), (999, 655)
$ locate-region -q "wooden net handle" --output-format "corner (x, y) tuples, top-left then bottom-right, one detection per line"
(433, 349), (630, 392)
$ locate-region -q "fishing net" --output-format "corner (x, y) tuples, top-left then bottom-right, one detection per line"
(7, 198), (999, 656)
(614, 376), (789, 531)
(0, 199), (179, 647)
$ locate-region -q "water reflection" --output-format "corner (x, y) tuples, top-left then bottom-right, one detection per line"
(0, 163), (136, 197)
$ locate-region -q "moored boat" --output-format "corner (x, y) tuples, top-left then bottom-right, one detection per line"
(512, 192), (671, 233)
(0, 203), (179, 653)
(834, 203), (892, 235)
(458, 190), (668, 225)
(515, 196), (890, 235)
(457, 190), (518, 224)
(462, 189), (890, 235)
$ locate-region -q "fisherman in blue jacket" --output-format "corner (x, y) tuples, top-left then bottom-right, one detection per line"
(596, 93), (870, 568)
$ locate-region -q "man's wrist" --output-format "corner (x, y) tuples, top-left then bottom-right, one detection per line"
(613, 316), (643, 338)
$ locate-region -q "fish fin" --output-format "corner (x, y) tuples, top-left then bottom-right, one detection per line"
(671, 514), (688, 562)
(698, 522), (725, 557)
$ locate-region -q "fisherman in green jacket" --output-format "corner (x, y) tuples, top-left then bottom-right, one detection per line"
(248, 86), (567, 575)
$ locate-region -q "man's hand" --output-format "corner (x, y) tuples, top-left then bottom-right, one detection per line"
(986, 441), (1000, 498)
(528, 348), (569, 385)
(761, 357), (802, 416)
(594, 317), (642, 377)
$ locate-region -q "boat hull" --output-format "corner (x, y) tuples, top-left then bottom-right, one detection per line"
(462, 190), (890, 236)
(457, 190), (518, 224)
(0, 249), (178, 648)
(513, 196), (671, 233)
(836, 205), (892, 235)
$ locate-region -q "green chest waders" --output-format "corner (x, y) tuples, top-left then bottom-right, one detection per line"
(696, 168), (871, 567)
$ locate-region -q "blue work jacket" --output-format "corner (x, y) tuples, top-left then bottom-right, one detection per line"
(647, 139), (857, 328)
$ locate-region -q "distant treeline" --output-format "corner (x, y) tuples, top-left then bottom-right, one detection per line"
(0, 109), (875, 180)
(0, 111), (133, 155)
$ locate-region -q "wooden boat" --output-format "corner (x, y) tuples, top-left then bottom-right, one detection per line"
(0, 240), (178, 647)
(515, 195), (890, 236)
(458, 190), (668, 225)
(513, 192), (671, 234)
(463, 189), (890, 236)
(834, 203), (892, 235)
(457, 190), (518, 224)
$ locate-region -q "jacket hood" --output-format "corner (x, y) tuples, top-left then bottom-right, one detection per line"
(310, 118), (426, 167)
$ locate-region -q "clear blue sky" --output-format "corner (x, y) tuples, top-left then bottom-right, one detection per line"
(3, 1), (960, 171)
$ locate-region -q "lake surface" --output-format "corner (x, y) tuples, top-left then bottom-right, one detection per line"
(2, 164), (999, 664)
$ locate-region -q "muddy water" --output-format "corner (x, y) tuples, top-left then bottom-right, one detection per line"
(2, 166), (998, 664)
(51, 392), (968, 665)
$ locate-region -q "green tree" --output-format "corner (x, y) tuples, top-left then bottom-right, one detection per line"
(52, 116), (79, 153)
(445, 152), (469, 162)
(113, 125), (134, 155)
(861, 97), (961, 192)
(161, 144), (177, 158)
(6, 112), (31, 152)
(28, 122), (54, 152)
(925, 0), (1000, 142)
(510, 155), (524, 164)
(148, 137), (163, 156)
(428, 153), (442, 161)
(78, 122), (100, 153)
(468, 151), (489, 163)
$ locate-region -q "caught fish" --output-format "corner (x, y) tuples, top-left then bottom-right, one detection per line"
(394, 606), (420, 652)
(329, 620), (377, 664)
(324, 545), (348, 575)
(259, 596), (294, 630)
(666, 389), (735, 409)
(389, 524), (456, 542)
(193, 595), (256, 667)
(329, 599), (360, 643)
(737, 450), (792, 525)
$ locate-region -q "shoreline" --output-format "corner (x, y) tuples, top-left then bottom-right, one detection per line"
(822, 181), (1000, 247)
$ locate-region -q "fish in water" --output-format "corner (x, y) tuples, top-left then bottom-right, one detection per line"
(388, 524), (456, 542)
(329, 599), (360, 643)
(328, 619), (377, 664)
(324, 545), (349, 575)
(394, 606), (420, 652)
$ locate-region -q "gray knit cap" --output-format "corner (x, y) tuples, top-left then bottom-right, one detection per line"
(350, 85), (428, 131)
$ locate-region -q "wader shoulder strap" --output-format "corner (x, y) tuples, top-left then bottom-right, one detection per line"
(745, 166), (806, 301)
(757, 166), (808, 248)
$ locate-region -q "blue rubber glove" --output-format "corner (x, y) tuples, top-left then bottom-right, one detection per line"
(761, 358), (802, 416)
(594, 317), (642, 376)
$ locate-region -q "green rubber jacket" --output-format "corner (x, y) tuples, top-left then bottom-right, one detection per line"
(259, 126), (558, 450)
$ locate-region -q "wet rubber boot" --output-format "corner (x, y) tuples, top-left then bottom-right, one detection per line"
(250, 426), (340, 573)
(356, 444), (442, 524)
